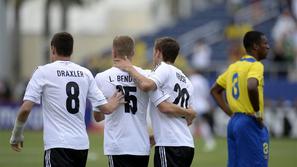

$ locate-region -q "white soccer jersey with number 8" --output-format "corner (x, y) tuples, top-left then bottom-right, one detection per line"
(24, 61), (107, 150)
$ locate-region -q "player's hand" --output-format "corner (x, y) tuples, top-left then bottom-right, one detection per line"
(110, 91), (126, 105)
(100, 91), (126, 115)
(10, 135), (24, 152)
(185, 108), (196, 126)
(256, 117), (264, 128)
(186, 118), (193, 126)
(149, 135), (156, 147)
(254, 112), (264, 128)
(113, 56), (133, 72)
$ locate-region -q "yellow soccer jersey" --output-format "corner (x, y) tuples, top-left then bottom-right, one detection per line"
(216, 55), (264, 115)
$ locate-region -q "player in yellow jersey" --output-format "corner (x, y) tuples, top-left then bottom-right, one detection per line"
(210, 31), (270, 167)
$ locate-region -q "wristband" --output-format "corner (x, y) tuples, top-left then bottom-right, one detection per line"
(254, 111), (262, 118)
(10, 120), (25, 144)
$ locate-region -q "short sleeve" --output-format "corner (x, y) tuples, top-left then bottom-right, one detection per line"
(216, 70), (228, 89)
(23, 67), (45, 104)
(88, 72), (107, 111)
(94, 73), (102, 89)
(247, 62), (264, 82)
(148, 89), (170, 107)
(187, 81), (194, 108)
(148, 63), (169, 88)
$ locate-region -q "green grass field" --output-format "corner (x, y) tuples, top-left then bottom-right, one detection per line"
(1, 130), (296, 167)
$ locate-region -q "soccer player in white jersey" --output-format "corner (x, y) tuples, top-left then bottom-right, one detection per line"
(9, 32), (123, 167)
(96, 36), (196, 167)
(114, 37), (195, 167)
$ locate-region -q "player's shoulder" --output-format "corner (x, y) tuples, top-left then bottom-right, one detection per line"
(171, 64), (187, 77)
(249, 61), (264, 73)
(153, 62), (174, 75)
(152, 62), (165, 71)
(95, 67), (118, 78)
(72, 63), (94, 76)
(32, 64), (49, 74)
(133, 66), (150, 75)
(252, 61), (264, 67)
(186, 77), (194, 94)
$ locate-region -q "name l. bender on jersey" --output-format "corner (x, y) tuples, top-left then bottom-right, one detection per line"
(117, 75), (133, 82)
(56, 70), (84, 77)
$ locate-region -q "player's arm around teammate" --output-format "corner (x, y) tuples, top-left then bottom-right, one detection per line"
(93, 91), (125, 122)
(114, 57), (196, 123)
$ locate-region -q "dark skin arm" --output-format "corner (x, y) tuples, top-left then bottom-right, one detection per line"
(247, 78), (259, 112)
(247, 78), (263, 125)
(210, 83), (232, 117)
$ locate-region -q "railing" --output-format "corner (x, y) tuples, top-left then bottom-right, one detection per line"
(175, 0), (280, 58)
(178, 21), (223, 56)
(234, 0), (279, 25)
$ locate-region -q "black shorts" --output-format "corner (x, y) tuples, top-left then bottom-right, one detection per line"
(44, 148), (88, 167)
(107, 154), (149, 167)
(154, 146), (194, 167)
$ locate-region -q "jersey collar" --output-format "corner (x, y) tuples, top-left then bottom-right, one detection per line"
(240, 55), (257, 63)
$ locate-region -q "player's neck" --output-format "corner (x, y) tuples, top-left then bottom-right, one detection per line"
(55, 55), (71, 61)
(164, 61), (173, 65)
(246, 52), (260, 61)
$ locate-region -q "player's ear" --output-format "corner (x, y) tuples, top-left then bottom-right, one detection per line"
(156, 49), (161, 58)
(112, 48), (117, 58)
(253, 43), (259, 50)
(131, 49), (135, 57)
(51, 46), (56, 55)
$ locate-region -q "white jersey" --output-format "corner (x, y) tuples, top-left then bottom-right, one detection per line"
(149, 62), (194, 147)
(189, 73), (211, 114)
(24, 61), (107, 150)
(95, 66), (169, 155)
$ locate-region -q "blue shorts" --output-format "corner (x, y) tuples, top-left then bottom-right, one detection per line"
(227, 113), (269, 167)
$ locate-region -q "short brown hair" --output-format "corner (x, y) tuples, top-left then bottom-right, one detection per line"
(154, 37), (180, 63)
(51, 32), (73, 56)
(113, 36), (135, 58)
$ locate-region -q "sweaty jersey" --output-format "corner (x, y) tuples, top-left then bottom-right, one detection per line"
(216, 55), (264, 115)
(95, 66), (169, 155)
(24, 61), (107, 150)
(149, 62), (194, 147)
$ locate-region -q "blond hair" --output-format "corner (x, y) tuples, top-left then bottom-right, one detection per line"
(113, 36), (135, 58)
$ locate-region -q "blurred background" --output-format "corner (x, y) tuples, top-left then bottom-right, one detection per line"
(0, 0), (297, 166)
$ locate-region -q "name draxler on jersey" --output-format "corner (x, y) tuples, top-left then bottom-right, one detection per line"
(56, 70), (84, 77)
